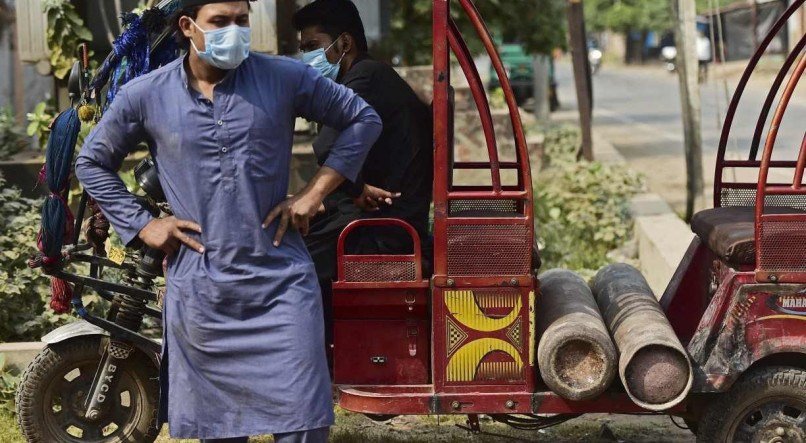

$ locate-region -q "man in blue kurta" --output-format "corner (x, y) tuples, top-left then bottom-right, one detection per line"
(74, 1), (382, 441)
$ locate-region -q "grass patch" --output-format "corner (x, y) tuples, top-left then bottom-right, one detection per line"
(0, 411), (24, 443)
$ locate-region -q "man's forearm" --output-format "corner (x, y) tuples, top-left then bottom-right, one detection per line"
(75, 155), (155, 246)
(300, 166), (347, 202)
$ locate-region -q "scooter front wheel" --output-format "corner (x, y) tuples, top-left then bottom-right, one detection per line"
(15, 336), (159, 443)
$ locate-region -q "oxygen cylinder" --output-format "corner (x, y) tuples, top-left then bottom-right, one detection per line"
(536, 269), (617, 401)
(592, 263), (693, 411)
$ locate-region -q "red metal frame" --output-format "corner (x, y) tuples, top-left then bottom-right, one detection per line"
(754, 48), (806, 283)
(338, 385), (670, 415)
(433, 0), (536, 397)
(713, 0), (805, 208)
(333, 0), (543, 415)
(336, 218), (424, 283)
(432, 0), (534, 278)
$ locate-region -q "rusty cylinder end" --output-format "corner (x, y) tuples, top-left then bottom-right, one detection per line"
(552, 339), (608, 393)
(625, 345), (689, 405)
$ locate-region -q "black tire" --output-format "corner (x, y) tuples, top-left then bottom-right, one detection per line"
(698, 366), (806, 442)
(683, 417), (699, 435)
(15, 337), (160, 443)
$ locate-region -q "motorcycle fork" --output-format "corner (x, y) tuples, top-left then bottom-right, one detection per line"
(83, 338), (135, 421)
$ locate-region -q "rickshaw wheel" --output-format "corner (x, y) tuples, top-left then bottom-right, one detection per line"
(698, 366), (806, 443)
(682, 417), (698, 434)
(15, 336), (159, 443)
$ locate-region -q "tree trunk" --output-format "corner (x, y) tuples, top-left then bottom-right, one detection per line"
(567, 0), (593, 161)
(8, 3), (24, 125)
(674, 0), (705, 221)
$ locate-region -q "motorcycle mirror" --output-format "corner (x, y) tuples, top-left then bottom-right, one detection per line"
(67, 61), (83, 101)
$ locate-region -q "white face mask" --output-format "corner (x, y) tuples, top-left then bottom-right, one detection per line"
(189, 18), (251, 70)
(301, 37), (345, 81)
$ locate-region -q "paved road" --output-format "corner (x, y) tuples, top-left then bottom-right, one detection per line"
(555, 60), (805, 213)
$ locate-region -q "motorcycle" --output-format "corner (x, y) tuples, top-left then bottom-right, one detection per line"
(15, 4), (175, 441)
(588, 47), (603, 75)
(661, 45), (677, 73)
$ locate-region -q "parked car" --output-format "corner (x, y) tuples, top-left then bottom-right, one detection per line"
(489, 42), (533, 106)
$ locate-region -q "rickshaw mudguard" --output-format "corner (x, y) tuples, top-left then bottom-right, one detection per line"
(41, 320), (161, 366)
(687, 275), (806, 393)
(42, 320), (109, 345)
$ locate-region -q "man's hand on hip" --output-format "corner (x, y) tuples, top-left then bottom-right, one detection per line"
(263, 166), (346, 246)
(138, 217), (204, 255)
(262, 191), (323, 246)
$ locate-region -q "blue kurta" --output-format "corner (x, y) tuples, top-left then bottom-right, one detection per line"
(75, 54), (382, 439)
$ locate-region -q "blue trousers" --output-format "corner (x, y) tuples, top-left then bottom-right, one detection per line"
(200, 427), (329, 443)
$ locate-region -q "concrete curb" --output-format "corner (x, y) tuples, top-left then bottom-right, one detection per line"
(629, 189), (696, 298)
(593, 130), (694, 297)
(0, 342), (44, 372)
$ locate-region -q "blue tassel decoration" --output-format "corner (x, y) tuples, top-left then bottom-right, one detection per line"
(38, 107), (80, 260)
(91, 3), (180, 107)
(45, 108), (80, 192)
(40, 197), (67, 258)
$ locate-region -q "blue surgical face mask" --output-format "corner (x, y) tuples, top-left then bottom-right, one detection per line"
(301, 38), (345, 81)
(190, 19), (251, 70)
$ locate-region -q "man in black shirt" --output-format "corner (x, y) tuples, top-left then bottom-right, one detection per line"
(293, 0), (433, 345)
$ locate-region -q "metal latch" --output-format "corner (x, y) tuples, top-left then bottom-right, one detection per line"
(405, 293), (416, 311)
(370, 356), (386, 364)
(407, 324), (418, 357)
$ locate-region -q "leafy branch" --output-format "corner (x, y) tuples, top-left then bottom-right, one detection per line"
(377, 0), (567, 66)
(43, 0), (93, 79)
(25, 101), (55, 151)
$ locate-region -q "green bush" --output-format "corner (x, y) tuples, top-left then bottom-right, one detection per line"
(535, 125), (643, 274)
(0, 177), (52, 341)
(0, 355), (19, 414)
(0, 175), (79, 342)
(0, 108), (27, 160)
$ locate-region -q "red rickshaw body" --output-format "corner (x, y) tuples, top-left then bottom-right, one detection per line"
(331, 0), (806, 417)
(663, 0), (806, 394)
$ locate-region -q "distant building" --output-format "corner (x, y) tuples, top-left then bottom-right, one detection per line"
(700, 0), (792, 62)
(1, 0), (51, 120)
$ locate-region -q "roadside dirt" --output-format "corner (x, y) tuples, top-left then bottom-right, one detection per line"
(157, 410), (696, 442)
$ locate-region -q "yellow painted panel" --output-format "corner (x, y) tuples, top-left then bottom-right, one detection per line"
(445, 290), (521, 332)
(446, 338), (523, 382)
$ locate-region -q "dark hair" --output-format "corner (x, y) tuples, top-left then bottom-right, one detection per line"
(292, 0), (368, 53)
(171, 6), (202, 50)
(170, 2), (251, 50)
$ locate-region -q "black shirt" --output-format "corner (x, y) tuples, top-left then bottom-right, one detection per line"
(313, 54), (433, 239)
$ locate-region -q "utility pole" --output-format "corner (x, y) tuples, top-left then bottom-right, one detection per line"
(567, 0), (594, 161)
(8, 3), (24, 125)
(674, 0), (704, 221)
(532, 54), (550, 120)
